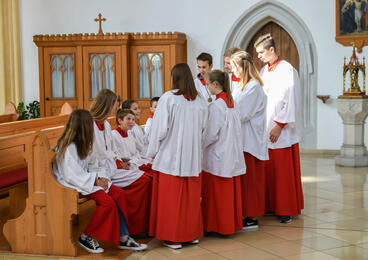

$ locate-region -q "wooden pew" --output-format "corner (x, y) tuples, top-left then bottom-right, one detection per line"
(3, 129), (81, 256)
(0, 102), (19, 124)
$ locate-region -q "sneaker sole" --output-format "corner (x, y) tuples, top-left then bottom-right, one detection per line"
(118, 244), (147, 251)
(242, 225), (259, 230)
(163, 243), (182, 249)
(280, 220), (292, 224)
(78, 241), (104, 253)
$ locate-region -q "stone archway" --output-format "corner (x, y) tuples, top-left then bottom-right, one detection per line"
(222, 0), (318, 149)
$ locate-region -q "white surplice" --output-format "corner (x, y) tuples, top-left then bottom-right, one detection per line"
(229, 72), (240, 93)
(53, 143), (111, 195)
(111, 128), (152, 167)
(128, 124), (148, 157)
(144, 117), (152, 136)
(92, 121), (143, 188)
(194, 77), (216, 104)
(260, 60), (301, 149)
(146, 89), (208, 177)
(202, 95), (246, 178)
(232, 80), (269, 161)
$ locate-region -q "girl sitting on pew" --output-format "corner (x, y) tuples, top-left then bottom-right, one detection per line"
(90, 89), (152, 236)
(53, 109), (147, 253)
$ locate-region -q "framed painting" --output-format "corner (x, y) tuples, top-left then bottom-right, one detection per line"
(336, 0), (368, 52)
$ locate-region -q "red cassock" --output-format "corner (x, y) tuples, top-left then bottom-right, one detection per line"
(265, 143), (304, 216)
(242, 152), (266, 217)
(201, 171), (243, 235)
(149, 171), (203, 242)
(122, 173), (152, 235)
(85, 184), (128, 245)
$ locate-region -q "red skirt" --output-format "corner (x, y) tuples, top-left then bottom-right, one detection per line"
(85, 184), (127, 245)
(122, 173), (152, 235)
(242, 152), (266, 217)
(265, 143), (304, 216)
(149, 171), (203, 242)
(201, 171), (243, 235)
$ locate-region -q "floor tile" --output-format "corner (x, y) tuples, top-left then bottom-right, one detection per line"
(322, 245), (368, 260)
(218, 247), (279, 260)
(284, 251), (342, 260)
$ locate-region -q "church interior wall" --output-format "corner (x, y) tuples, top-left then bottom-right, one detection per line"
(18, 0), (368, 150)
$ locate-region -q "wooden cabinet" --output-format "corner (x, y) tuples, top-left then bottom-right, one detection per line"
(34, 32), (187, 122)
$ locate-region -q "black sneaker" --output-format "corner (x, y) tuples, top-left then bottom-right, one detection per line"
(78, 236), (104, 253)
(265, 212), (275, 216)
(242, 217), (259, 230)
(118, 236), (147, 251)
(279, 215), (292, 223)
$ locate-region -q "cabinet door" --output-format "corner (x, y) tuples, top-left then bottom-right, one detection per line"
(83, 46), (122, 109)
(44, 47), (83, 116)
(130, 46), (171, 125)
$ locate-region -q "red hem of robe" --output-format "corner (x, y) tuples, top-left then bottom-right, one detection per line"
(242, 152), (266, 217)
(122, 174), (152, 235)
(201, 171), (243, 235)
(265, 143), (304, 216)
(85, 184), (127, 245)
(149, 171), (203, 242)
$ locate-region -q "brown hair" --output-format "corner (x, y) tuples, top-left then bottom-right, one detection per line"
(206, 70), (234, 106)
(171, 63), (198, 100)
(224, 47), (242, 58)
(121, 99), (137, 110)
(196, 52), (213, 66)
(90, 89), (117, 122)
(254, 33), (276, 52)
(55, 109), (94, 160)
(230, 51), (264, 91)
(116, 108), (135, 125)
(150, 97), (160, 107)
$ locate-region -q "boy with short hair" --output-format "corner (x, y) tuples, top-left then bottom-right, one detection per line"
(194, 52), (216, 104)
(144, 97), (159, 135)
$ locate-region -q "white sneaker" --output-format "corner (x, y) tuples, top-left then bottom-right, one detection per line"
(118, 236), (147, 251)
(163, 241), (182, 249)
(189, 239), (199, 244)
(78, 236), (104, 253)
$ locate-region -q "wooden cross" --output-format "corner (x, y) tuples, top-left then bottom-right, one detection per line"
(94, 13), (106, 35)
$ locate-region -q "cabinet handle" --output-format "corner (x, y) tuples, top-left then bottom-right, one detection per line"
(45, 97), (50, 101)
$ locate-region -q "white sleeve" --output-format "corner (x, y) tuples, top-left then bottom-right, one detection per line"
(274, 68), (299, 124)
(146, 94), (170, 158)
(144, 118), (152, 135)
(203, 103), (222, 148)
(60, 146), (97, 194)
(237, 86), (262, 123)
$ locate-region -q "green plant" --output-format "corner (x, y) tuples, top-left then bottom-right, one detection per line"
(16, 101), (40, 120)
(27, 101), (40, 119)
(16, 102), (28, 120)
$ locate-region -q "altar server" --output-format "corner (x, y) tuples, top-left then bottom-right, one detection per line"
(121, 99), (148, 156)
(90, 89), (152, 235)
(53, 109), (147, 253)
(147, 63), (207, 249)
(255, 34), (303, 223)
(144, 97), (159, 136)
(201, 70), (246, 235)
(224, 46), (242, 92)
(231, 51), (269, 229)
(194, 52), (216, 104)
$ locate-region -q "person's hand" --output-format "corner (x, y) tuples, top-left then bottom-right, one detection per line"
(96, 178), (109, 190)
(121, 161), (131, 170)
(269, 125), (282, 143)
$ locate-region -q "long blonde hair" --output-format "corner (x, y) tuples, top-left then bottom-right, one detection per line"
(230, 51), (263, 91)
(55, 109), (94, 160)
(90, 89), (117, 122)
(206, 70), (234, 106)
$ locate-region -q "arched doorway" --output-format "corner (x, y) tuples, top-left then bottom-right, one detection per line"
(245, 22), (299, 73)
(222, 0), (318, 149)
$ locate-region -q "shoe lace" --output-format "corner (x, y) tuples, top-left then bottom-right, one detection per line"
(86, 236), (100, 249)
(127, 237), (139, 247)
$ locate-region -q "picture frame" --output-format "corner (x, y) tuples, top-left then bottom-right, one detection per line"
(336, 0), (368, 53)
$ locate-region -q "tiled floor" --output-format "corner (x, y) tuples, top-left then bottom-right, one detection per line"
(124, 154), (368, 260)
(1, 154), (368, 259)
